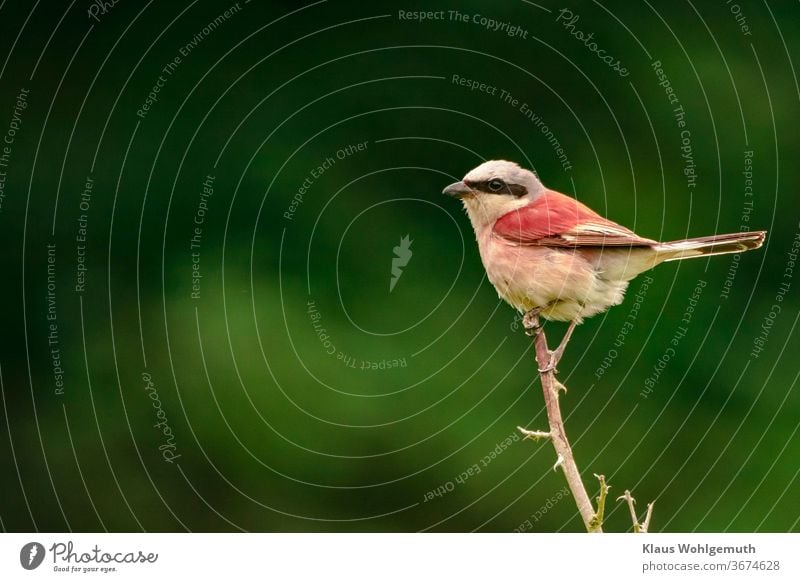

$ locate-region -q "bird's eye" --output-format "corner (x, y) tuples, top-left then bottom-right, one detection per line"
(488, 179), (505, 192)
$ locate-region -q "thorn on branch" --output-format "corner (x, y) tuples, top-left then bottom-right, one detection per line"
(517, 426), (551, 442)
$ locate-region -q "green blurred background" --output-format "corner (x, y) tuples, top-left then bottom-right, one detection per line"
(0, 0), (798, 532)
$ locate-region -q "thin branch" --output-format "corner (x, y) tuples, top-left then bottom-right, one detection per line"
(518, 312), (654, 533)
(618, 490), (641, 533)
(522, 313), (599, 533)
(589, 474), (609, 532)
(617, 490), (654, 533)
(642, 501), (655, 533)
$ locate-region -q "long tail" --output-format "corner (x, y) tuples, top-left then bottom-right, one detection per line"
(655, 231), (766, 261)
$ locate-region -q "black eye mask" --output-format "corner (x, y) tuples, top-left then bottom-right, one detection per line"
(465, 179), (528, 197)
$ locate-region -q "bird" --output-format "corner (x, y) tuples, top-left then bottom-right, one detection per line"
(443, 160), (766, 371)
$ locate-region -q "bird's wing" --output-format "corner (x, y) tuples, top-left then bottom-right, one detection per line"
(492, 190), (657, 247)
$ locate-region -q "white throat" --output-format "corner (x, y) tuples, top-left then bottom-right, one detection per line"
(461, 195), (530, 233)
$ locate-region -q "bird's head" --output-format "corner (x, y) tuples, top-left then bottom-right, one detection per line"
(442, 160), (544, 229)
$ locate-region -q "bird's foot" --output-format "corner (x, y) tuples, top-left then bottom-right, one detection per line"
(522, 306), (547, 336)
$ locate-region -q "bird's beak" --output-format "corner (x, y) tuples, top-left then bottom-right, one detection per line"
(442, 180), (472, 199)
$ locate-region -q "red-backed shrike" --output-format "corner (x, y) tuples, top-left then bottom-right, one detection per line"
(444, 160), (765, 370)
